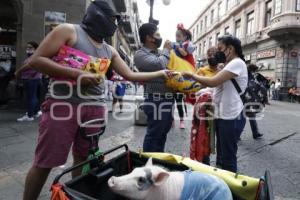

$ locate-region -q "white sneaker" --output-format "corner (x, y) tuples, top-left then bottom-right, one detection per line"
(17, 115), (34, 122)
(34, 111), (42, 118)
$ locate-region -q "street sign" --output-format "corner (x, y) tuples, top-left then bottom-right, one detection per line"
(257, 48), (276, 59)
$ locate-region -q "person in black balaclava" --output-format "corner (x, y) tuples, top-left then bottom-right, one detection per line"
(23, 1), (175, 200)
(81, 0), (120, 43)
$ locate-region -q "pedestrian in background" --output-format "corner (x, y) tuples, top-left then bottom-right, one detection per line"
(270, 81), (275, 100)
(110, 77), (126, 113)
(274, 79), (281, 100)
(182, 35), (248, 173)
(0, 59), (13, 105)
(105, 79), (113, 101)
(246, 64), (264, 139)
(288, 86), (300, 103)
(15, 41), (42, 122)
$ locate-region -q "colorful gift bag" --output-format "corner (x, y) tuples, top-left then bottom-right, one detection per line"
(166, 51), (201, 94)
(52, 45), (111, 84)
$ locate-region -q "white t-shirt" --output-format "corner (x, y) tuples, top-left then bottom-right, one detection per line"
(275, 81), (281, 89)
(213, 58), (248, 119)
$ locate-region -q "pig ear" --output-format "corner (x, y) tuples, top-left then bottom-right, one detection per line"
(153, 171), (170, 186)
(145, 157), (153, 167)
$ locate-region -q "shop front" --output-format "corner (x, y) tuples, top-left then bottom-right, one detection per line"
(256, 48), (277, 81)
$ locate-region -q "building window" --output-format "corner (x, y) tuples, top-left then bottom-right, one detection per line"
(247, 11), (255, 36)
(204, 16), (208, 28)
(226, 0), (232, 11)
(196, 24), (199, 37)
(265, 0), (272, 27)
(209, 37), (213, 47)
(225, 26), (230, 34)
(200, 20), (203, 33)
(274, 0), (282, 15)
(211, 9), (214, 24)
(235, 19), (242, 39)
(203, 41), (206, 54)
(218, 1), (222, 18)
(192, 29), (195, 40)
(216, 32), (220, 45)
(198, 43), (202, 56)
(296, 0), (300, 11)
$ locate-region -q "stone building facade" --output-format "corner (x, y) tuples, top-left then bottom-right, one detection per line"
(189, 0), (300, 90)
(0, 0), (140, 69)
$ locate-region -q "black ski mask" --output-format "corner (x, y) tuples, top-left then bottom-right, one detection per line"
(81, 0), (120, 43)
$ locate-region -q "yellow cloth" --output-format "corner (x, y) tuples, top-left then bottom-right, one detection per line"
(196, 65), (218, 77)
(166, 51), (201, 94)
(141, 152), (260, 200)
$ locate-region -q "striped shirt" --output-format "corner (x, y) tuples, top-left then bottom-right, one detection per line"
(134, 47), (173, 95)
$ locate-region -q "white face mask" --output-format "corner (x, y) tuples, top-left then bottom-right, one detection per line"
(26, 49), (34, 55)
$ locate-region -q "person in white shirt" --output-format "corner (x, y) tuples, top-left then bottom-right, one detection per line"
(182, 35), (248, 172)
(274, 79), (281, 100)
(270, 81), (275, 100)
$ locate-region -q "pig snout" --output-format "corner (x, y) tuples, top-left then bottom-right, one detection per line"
(108, 176), (116, 188)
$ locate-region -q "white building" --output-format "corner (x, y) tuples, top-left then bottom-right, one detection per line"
(189, 0), (300, 90)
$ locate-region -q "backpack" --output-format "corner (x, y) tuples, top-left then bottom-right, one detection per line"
(231, 72), (267, 114)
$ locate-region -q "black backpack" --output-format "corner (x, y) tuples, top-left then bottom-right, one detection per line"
(231, 72), (267, 114)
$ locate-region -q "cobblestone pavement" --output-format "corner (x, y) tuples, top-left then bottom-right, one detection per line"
(0, 99), (299, 200)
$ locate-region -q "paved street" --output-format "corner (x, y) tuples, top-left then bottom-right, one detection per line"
(0, 99), (300, 200)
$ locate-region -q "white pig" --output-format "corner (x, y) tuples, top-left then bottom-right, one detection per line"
(108, 158), (232, 200)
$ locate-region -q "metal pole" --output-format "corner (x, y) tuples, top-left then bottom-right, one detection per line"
(149, 0), (154, 23)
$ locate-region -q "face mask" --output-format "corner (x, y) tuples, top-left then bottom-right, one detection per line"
(207, 57), (218, 67)
(81, 1), (118, 43)
(26, 49), (34, 56)
(152, 36), (162, 48)
(215, 51), (227, 63)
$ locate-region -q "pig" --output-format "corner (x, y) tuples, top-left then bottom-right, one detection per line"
(108, 158), (232, 200)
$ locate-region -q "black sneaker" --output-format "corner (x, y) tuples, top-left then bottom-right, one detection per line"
(253, 133), (263, 140)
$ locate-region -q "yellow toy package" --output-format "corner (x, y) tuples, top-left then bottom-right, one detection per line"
(166, 51), (201, 94)
(52, 45), (111, 84)
(83, 57), (111, 75)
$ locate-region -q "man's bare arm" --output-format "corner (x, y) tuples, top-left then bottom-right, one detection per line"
(110, 47), (166, 81)
(28, 24), (82, 80)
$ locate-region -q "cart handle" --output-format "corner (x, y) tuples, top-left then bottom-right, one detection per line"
(52, 144), (129, 185)
(264, 170), (274, 200)
(79, 118), (106, 140)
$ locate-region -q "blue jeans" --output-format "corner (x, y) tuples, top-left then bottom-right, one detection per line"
(24, 79), (41, 117)
(274, 89), (280, 100)
(216, 112), (246, 172)
(143, 95), (174, 152)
